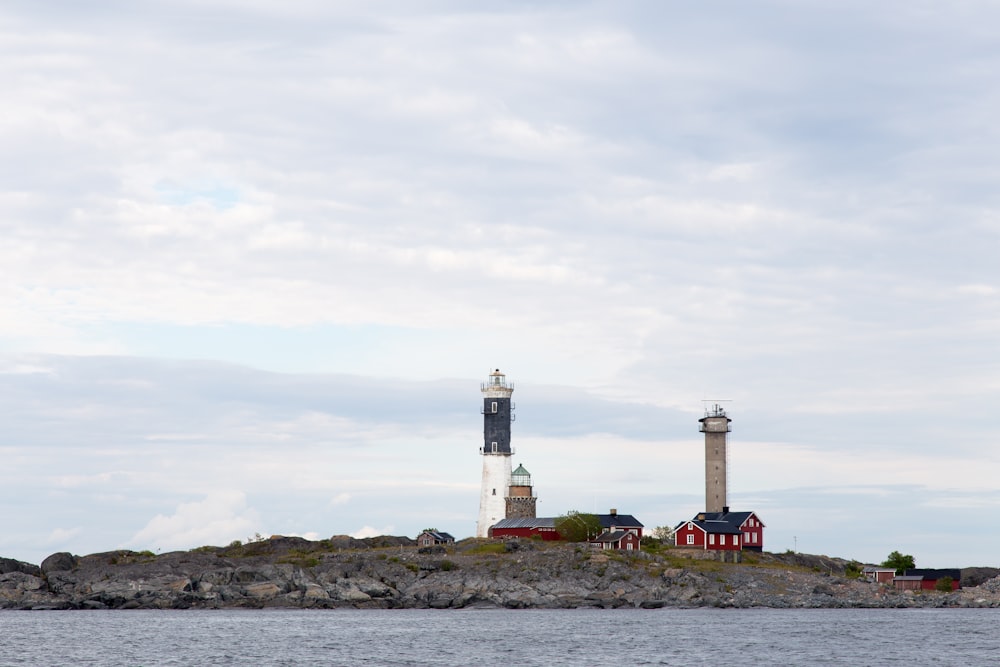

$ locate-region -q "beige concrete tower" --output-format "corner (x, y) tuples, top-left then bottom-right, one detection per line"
(699, 404), (732, 513)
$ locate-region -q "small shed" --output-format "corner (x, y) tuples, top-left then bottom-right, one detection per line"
(862, 566), (897, 584)
(892, 575), (925, 591)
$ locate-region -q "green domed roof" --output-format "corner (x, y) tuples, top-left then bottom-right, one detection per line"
(511, 463), (532, 486)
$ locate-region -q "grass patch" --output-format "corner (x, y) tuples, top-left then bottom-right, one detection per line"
(108, 550), (158, 565)
(466, 542), (508, 555)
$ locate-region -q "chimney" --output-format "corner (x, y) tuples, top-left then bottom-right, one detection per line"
(723, 506), (730, 514)
(609, 508), (617, 516)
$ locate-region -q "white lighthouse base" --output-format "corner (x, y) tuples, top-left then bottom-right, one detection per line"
(476, 454), (512, 537)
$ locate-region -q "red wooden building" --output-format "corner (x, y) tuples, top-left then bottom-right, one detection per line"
(489, 510), (644, 544)
(894, 569), (961, 591)
(675, 518), (743, 551)
(675, 509), (764, 552)
(862, 566), (897, 584)
(590, 528), (641, 551)
(488, 517), (561, 540)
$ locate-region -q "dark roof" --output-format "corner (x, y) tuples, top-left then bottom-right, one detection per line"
(491, 517), (556, 530)
(592, 530), (636, 544)
(903, 569), (961, 580)
(596, 514), (643, 529)
(492, 515), (643, 530)
(698, 510), (764, 528)
(676, 510), (762, 533)
(684, 519), (743, 535)
(418, 530), (454, 542)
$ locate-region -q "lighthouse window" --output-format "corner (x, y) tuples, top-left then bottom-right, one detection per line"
(491, 401), (497, 413)
(491, 442), (497, 452)
(492, 489), (496, 495)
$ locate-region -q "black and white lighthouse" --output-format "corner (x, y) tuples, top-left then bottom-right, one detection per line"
(476, 369), (515, 537)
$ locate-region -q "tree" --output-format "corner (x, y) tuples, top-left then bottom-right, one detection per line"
(650, 525), (675, 543)
(554, 511), (602, 542)
(881, 550), (915, 574)
(934, 576), (954, 592)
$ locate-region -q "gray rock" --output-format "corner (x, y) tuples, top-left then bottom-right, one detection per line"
(0, 558), (41, 577)
(41, 552), (78, 574)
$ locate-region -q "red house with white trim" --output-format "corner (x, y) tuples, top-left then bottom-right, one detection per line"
(590, 528), (641, 552)
(675, 519), (743, 551)
(675, 509), (765, 552)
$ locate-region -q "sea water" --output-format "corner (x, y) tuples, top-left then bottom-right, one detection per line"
(0, 607), (996, 666)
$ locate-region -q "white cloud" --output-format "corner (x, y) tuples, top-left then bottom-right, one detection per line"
(329, 493), (351, 507)
(957, 283), (997, 296)
(130, 491), (260, 552)
(350, 525), (395, 539)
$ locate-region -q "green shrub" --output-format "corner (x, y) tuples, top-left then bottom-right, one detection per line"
(935, 576), (954, 592)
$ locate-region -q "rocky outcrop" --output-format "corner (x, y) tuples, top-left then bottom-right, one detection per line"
(4, 537), (1000, 610)
(0, 557), (41, 577)
(40, 552), (77, 574)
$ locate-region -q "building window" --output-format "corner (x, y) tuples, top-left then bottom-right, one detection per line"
(686, 534), (694, 545)
(709, 534), (715, 545)
(626, 543), (633, 551)
(720, 535), (726, 545)
(492, 488), (496, 495)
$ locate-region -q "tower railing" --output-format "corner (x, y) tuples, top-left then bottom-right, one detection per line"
(481, 381), (514, 392)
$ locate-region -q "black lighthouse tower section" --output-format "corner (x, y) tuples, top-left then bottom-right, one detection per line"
(481, 370), (514, 455)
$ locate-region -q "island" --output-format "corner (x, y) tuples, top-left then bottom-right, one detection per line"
(3, 535), (1000, 610)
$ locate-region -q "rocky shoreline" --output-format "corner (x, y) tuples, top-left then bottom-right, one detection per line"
(3, 536), (1000, 611)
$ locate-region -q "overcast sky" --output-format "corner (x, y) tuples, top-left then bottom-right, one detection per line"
(2, 1), (1000, 568)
